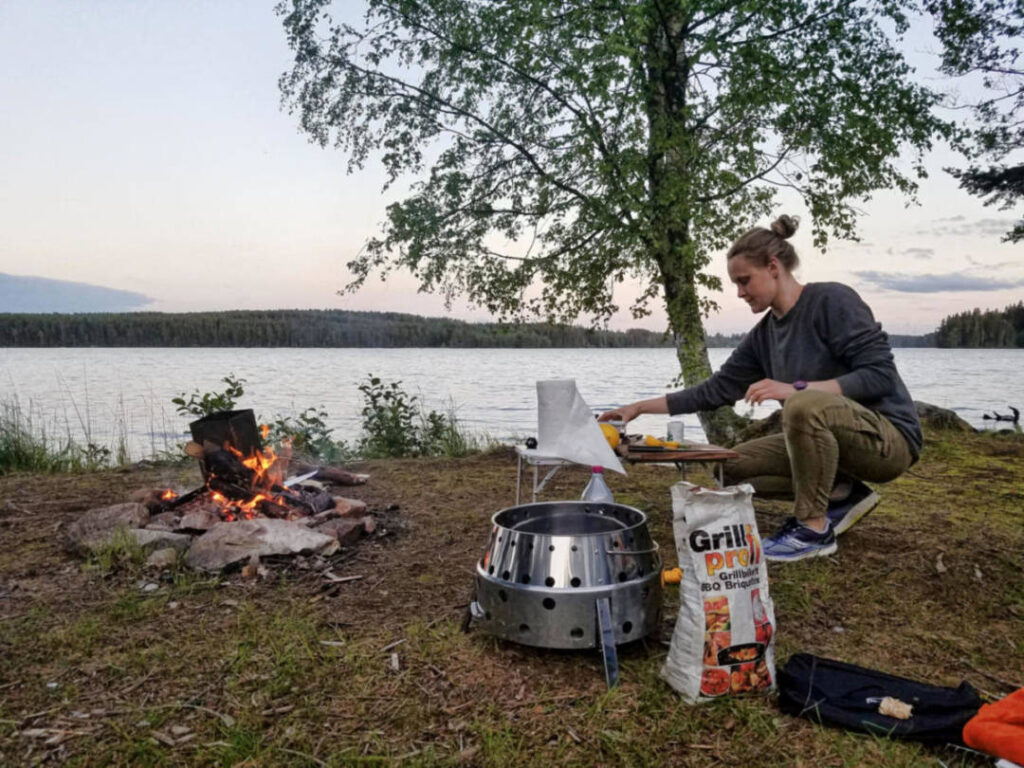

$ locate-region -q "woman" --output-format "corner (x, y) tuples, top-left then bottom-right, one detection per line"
(600, 215), (921, 562)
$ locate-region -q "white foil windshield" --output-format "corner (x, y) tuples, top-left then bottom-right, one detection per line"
(533, 379), (625, 475)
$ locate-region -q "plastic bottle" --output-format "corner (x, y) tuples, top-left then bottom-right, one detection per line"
(581, 466), (614, 503)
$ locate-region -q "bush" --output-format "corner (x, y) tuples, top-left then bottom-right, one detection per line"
(356, 375), (485, 458)
(172, 375), (246, 418)
(265, 407), (351, 463)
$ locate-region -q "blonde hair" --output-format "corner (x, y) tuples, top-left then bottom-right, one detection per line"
(727, 214), (800, 270)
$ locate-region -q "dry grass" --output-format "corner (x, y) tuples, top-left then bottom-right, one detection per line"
(1, 430), (1022, 766)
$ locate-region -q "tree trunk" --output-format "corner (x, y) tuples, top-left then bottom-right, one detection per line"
(644, 2), (749, 447)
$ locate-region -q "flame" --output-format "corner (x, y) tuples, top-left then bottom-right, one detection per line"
(198, 436), (298, 522)
(260, 424), (270, 440)
(161, 489), (178, 500)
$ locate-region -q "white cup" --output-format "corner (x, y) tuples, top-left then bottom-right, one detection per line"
(667, 421), (685, 442)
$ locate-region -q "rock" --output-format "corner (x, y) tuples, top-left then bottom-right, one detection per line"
(127, 529), (192, 552)
(130, 488), (167, 513)
(178, 508), (222, 532)
(146, 548), (179, 569)
(141, 582), (160, 593)
(362, 516), (377, 535)
(316, 518), (365, 545)
(914, 401), (977, 432)
(301, 508), (340, 527)
(186, 519), (339, 571)
(64, 503), (150, 553)
(333, 497), (368, 517)
(733, 409), (783, 443)
(147, 511), (179, 531)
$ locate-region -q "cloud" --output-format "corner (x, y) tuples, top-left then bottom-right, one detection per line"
(853, 270), (1024, 293)
(902, 247), (934, 259)
(916, 217), (1017, 237)
(0, 273), (152, 312)
(966, 255), (1019, 269)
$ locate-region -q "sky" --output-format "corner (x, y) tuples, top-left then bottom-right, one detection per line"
(0, 1), (1020, 335)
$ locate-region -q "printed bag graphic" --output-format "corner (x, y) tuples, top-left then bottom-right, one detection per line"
(661, 481), (777, 703)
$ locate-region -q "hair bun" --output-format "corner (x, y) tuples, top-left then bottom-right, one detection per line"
(770, 214), (799, 239)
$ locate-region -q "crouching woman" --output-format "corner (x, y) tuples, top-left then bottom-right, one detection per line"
(600, 215), (922, 562)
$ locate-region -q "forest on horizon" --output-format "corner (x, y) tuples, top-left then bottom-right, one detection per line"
(0, 307), (977, 348)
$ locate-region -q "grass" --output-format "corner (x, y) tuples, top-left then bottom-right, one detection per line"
(0, 429), (1021, 765)
(0, 399), (118, 474)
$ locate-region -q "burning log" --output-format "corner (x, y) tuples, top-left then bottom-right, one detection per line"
(292, 461), (369, 486)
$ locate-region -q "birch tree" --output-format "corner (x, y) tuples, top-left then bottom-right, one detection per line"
(279, 0), (947, 443)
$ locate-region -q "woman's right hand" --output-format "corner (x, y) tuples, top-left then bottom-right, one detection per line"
(599, 403), (641, 424)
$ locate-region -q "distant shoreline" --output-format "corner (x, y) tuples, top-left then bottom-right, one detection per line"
(0, 308), (937, 348)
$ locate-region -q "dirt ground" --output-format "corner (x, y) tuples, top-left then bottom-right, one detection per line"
(1, 429), (1022, 767)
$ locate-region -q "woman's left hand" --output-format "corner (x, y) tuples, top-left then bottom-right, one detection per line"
(744, 379), (796, 405)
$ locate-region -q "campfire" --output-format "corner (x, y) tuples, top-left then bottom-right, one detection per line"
(65, 409), (378, 571)
(158, 410), (341, 524)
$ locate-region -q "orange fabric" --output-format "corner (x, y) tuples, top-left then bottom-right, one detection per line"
(962, 687), (1024, 764)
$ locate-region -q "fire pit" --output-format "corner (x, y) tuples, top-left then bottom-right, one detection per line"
(469, 500), (662, 687)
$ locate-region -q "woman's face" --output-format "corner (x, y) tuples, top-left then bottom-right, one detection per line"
(727, 254), (780, 313)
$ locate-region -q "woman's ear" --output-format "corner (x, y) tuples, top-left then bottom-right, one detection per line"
(767, 255), (781, 278)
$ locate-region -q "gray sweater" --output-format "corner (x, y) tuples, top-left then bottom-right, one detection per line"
(666, 282), (922, 460)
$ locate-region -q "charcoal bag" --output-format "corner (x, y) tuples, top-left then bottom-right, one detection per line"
(778, 653), (983, 745)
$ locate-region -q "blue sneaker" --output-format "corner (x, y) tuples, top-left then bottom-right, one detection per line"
(764, 518), (837, 562)
(826, 479), (879, 535)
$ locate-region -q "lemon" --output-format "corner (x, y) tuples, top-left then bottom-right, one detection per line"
(600, 422), (621, 448)
(644, 435), (681, 449)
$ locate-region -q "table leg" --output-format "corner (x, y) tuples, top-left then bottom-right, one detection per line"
(516, 454), (523, 505)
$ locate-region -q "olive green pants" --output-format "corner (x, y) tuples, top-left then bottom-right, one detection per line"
(722, 390), (914, 521)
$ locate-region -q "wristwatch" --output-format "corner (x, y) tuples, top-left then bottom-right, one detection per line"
(793, 380), (808, 391)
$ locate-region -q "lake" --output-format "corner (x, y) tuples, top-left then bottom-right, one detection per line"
(1, 347), (1021, 459)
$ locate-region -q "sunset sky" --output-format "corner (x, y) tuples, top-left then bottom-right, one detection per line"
(1, 1), (1020, 335)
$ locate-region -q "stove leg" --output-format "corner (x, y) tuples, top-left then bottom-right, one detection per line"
(596, 597), (619, 688)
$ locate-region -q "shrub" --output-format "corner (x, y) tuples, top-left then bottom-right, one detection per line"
(356, 375), (485, 458)
(172, 375), (246, 418)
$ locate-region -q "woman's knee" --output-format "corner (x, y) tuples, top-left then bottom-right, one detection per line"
(783, 389), (840, 430)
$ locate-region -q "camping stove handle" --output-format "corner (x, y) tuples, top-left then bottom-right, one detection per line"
(605, 541), (660, 556)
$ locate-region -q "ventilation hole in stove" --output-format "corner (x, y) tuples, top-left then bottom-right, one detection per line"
(570, 577), (581, 588)
(510, 539), (516, 547)
(519, 623), (529, 633)
(498, 590), (507, 602)
(548, 544), (555, 552)
(527, 542), (534, 550)
(612, 540), (621, 548)
(570, 544), (578, 552)
(520, 574), (531, 584)
(622, 621), (633, 634)
(545, 577), (555, 587)
(488, 565), (494, 575)
(502, 570), (511, 580)
(618, 572), (628, 582)
(497, 535), (502, 542)
(542, 597), (556, 610)
(570, 627), (584, 639)
(638, 568), (645, 577)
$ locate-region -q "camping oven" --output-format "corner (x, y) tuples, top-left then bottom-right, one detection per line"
(469, 500), (662, 686)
